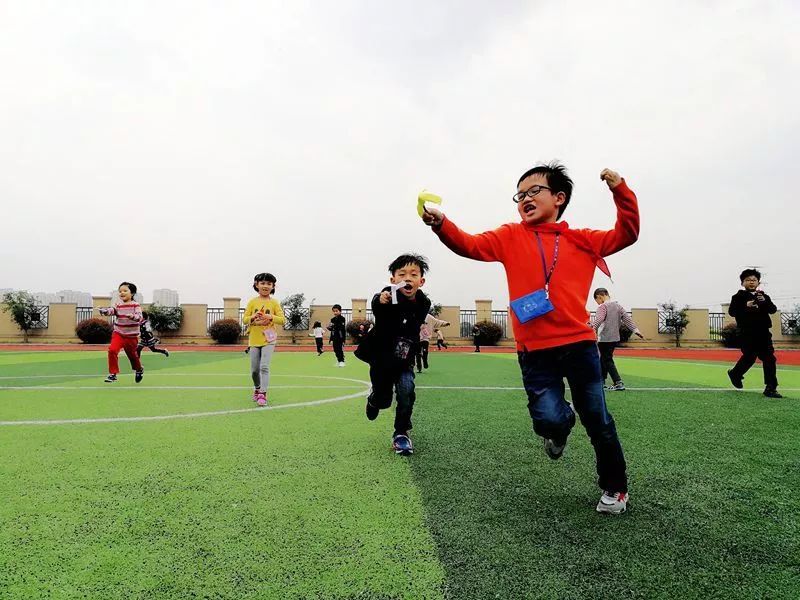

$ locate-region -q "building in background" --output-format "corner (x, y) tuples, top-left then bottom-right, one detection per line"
(152, 288), (179, 306)
(30, 290), (93, 305)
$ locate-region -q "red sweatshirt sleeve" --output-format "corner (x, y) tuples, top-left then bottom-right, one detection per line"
(578, 180), (640, 257)
(433, 218), (510, 263)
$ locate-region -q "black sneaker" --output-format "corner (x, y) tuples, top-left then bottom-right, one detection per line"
(613, 382), (626, 391)
(764, 388), (783, 398)
(727, 369), (743, 389)
(366, 396), (380, 421)
(164, 350), (170, 357)
(392, 434), (413, 456)
(543, 438), (566, 460)
(135, 370), (144, 383)
(104, 374), (117, 383)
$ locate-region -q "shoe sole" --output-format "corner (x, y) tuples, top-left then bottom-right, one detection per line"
(596, 505), (626, 515)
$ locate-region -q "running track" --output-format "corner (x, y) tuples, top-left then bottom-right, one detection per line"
(2, 344), (799, 365)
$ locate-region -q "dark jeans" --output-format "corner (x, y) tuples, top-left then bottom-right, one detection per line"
(518, 340), (628, 494)
(332, 338), (345, 363)
(368, 363), (416, 436)
(415, 341), (430, 371)
(315, 337), (323, 353)
(597, 341), (621, 384)
(731, 332), (778, 389)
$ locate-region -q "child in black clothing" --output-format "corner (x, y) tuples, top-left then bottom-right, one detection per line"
(356, 254), (432, 455)
(328, 304), (347, 367)
(137, 312), (169, 358)
(727, 269), (782, 398)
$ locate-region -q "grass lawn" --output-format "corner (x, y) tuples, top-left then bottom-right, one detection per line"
(1, 349), (798, 599)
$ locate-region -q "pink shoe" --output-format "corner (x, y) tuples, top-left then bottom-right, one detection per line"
(252, 389), (260, 403)
(256, 392), (267, 407)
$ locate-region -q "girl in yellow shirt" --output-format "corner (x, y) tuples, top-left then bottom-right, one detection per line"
(242, 272), (285, 406)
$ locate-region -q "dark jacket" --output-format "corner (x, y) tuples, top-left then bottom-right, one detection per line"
(728, 290), (776, 334)
(355, 287), (431, 366)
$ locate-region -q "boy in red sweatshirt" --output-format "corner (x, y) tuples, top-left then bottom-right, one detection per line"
(422, 162), (639, 514)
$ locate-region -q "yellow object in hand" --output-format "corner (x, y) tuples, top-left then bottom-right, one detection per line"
(417, 190), (443, 217)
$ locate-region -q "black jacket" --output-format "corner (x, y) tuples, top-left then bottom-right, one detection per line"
(355, 287), (431, 366)
(728, 290), (776, 333)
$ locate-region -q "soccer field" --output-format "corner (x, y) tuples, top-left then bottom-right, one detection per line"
(1, 350), (798, 599)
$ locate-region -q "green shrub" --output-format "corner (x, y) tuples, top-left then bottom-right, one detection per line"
(719, 323), (742, 348)
(75, 318), (113, 344)
(473, 320), (503, 346)
(208, 318), (242, 344)
(146, 304), (183, 332)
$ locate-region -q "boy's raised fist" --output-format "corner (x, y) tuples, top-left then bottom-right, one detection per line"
(600, 168), (622, 189)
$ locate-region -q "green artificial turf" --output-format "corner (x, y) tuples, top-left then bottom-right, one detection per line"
(1, 350), (798, 599)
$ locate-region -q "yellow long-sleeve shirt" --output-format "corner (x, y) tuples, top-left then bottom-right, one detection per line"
(242, 296), (285, 347)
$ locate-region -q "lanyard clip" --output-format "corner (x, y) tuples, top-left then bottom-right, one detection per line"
(545, 283), (550, 299)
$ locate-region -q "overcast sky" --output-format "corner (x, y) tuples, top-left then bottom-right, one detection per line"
(2, 0), (798, 311)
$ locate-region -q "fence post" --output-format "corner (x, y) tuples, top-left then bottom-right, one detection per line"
(223, 297), (241, 320)
(476, 299), (492, 323)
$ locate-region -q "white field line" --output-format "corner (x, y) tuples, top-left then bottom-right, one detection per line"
(0, 390), (368, 426)
(0, 386), (364, 390)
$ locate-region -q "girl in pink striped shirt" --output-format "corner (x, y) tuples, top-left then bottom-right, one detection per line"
(98, 282), (144, 383)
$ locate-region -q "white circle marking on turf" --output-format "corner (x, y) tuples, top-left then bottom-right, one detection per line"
(0, 374), (371, 426)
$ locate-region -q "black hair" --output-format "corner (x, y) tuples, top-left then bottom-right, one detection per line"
(253, 272), (277, 293)
(739, 268), (761, 283)
(593, 287), (609, 299)
(332, 304), (342, 311)
(142, 311), (149, 319)
(517, 161), (574, 219)
(312, 321), (322, 328)
(388, 253), (429, 276)
(119, 281), (137, 296)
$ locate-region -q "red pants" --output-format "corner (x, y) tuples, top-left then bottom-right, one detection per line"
(108, 332), (143, 374)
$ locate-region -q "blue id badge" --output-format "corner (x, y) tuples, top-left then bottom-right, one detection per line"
(510, 289), (554, 324)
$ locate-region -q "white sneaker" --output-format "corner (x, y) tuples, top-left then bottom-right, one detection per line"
(338, 362), (346, 367)
(596, 491), (629, 514)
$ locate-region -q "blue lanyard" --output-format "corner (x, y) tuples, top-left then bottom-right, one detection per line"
(535, 233), (560, 298)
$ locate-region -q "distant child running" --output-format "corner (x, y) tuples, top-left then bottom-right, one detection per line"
(137, 312), (169, 358)
(99, 281), (144, 383)
(417, 314), (449, 372)
(435, 328), (448, 350)
(242, 272), (285, 406)
(424, 163), (640, 514)
(727, 269), (782, 398)
(590, 288), (643, 391)
(310, 321), (325, 355)
(328, 304), (347, 367)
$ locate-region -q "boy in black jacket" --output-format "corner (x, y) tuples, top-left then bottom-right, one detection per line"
(727, 269), (782, 398)
(357, 254), (432, 455)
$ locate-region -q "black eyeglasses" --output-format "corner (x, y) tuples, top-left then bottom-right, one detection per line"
(513, 185), (551, 203)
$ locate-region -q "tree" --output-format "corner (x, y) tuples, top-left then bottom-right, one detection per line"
(658, 302), (690, 347)
(281, 293), (308, 344)
(1, 291), (42, 343)
(146, 304), (184, 333)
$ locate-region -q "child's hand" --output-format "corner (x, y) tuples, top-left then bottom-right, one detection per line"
(421, 207), (444, 227)
(261, 313), (273, 324)
(600, 168), (623, 189)
(746, 300), (757, 309)
(379, 291), (391, 304)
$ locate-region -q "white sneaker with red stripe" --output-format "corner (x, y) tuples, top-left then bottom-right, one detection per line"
(596, 491), (628, 514)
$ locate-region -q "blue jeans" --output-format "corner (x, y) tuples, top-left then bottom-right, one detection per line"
(518, 341), (628, 493)
(368, 364), (416, 436)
